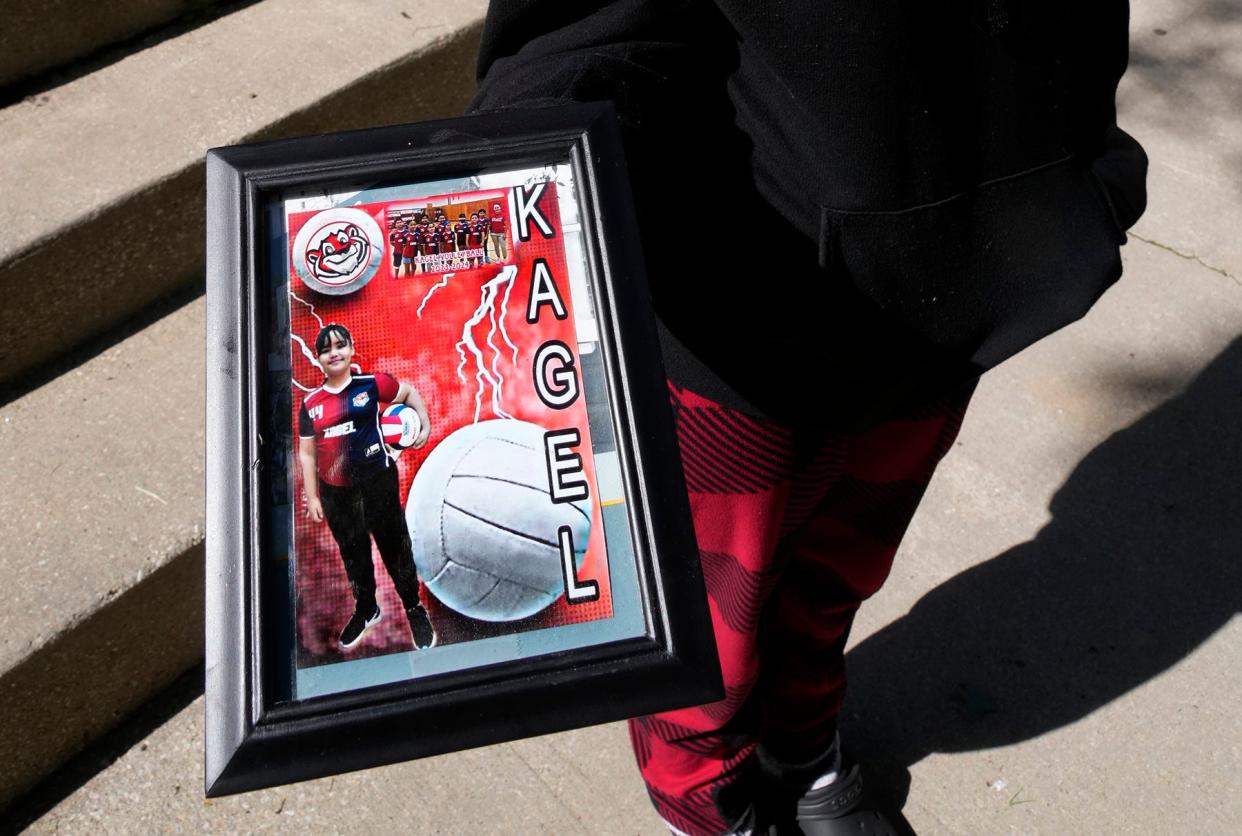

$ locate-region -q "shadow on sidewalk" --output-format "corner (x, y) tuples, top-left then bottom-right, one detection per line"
(842, 337), (1242, 805)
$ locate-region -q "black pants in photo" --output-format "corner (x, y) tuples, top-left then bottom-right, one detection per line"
(319, 466), (422, 614)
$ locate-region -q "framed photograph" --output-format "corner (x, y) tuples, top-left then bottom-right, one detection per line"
(204, 104), (721, 797)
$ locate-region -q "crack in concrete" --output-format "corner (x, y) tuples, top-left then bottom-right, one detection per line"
(1130, 233), (1240, 286)
(508, 743), (590, 831)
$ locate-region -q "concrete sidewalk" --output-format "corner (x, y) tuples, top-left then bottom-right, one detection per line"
(19, 0), (1242, 832)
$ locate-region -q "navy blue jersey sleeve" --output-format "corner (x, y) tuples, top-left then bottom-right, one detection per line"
(298, 402), (314, 438)
(374, 372), (400, 404)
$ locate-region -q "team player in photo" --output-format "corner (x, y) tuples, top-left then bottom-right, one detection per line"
(453, 213), (471, 266)
(468, 211), (487, 267)
(487, 202), (508, 262)
(417, 220), (430, 276)
(438, 219), (456, 267)
(401, 221), (419, 277)
(389, 220), (405, 275)
(298, 323), (437, 651)
(422, 215), (441, 268)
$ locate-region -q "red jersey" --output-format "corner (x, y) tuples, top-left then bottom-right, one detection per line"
(468, 220), (486, 246)
(298, 373), (399, 487)
(489, 212), (506, 233)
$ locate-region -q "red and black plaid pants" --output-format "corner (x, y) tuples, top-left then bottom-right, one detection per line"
(629, 381), (972, 835)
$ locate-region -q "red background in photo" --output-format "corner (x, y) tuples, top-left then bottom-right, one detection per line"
(288, 183), (614, 668)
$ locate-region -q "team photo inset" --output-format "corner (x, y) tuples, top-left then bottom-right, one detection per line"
(385, 195), (511, 278)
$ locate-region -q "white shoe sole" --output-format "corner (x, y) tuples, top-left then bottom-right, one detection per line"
(340, 608), (382, 649)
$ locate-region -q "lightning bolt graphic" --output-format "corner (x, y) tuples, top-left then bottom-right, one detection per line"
(416, 273), (455, 318)
(452, 265), (520, 423)
(289, 292), (325, 392)
(288, 292), (361, 390)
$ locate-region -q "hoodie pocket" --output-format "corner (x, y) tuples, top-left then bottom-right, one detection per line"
(820, 154), (1131, 369)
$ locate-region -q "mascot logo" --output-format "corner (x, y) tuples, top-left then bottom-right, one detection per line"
(292, 207), (384, 296)
(307, 223), (368, 281)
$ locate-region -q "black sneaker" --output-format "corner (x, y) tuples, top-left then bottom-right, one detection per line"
(407, 604), (436, 649)
(757, 738), (909, 836)
(791, 763), (904, 836)
(339, 605), (381, 649)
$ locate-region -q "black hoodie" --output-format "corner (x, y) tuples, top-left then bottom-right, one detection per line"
(471, 0), (1147, 428)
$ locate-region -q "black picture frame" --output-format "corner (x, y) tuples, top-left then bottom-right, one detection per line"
(204, 103), (721, 797)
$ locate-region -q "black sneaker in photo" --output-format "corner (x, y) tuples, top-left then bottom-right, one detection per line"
(407, 604), (436, 649)
(339, 605), (381, 649)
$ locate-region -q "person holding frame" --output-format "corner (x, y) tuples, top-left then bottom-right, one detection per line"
(469, 2), (1147, 834)
(297, 323), (436, 651)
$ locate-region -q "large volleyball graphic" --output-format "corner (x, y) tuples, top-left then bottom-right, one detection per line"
(406, 419), (591, 622)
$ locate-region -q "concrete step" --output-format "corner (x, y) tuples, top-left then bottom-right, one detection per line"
(0, 296), (206, 811)
(0, 0), (485, 809)
(0, 1), (232, 90)
(0, 0), (485, 392)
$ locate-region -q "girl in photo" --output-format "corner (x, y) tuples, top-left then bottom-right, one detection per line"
(298, 323), (436, 650)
